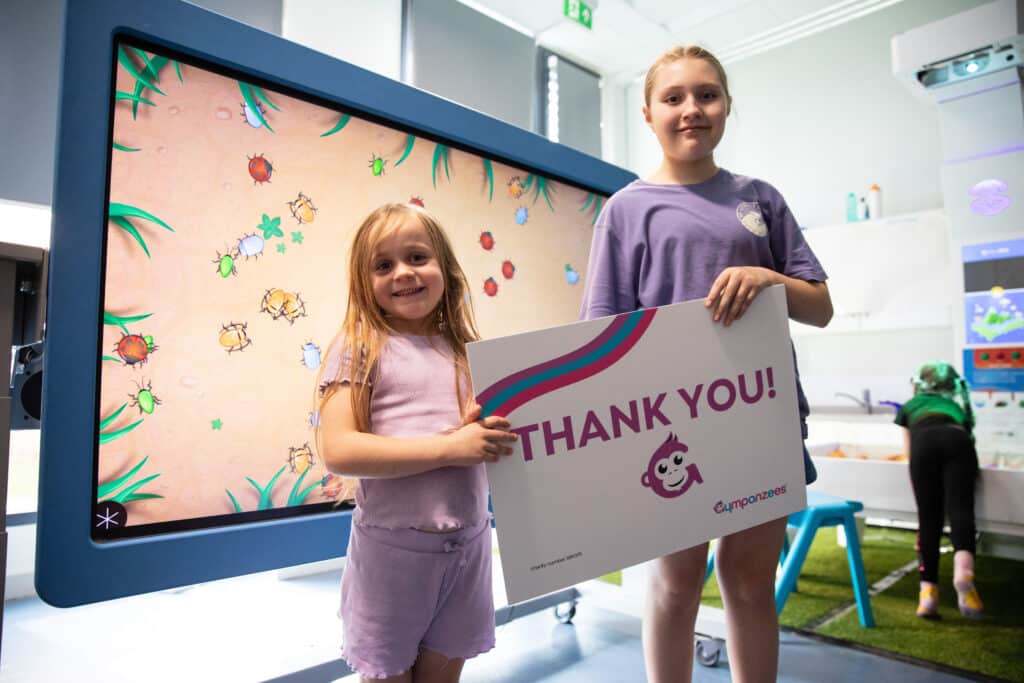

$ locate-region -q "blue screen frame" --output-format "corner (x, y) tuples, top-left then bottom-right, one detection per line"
(37, 0), (635, 606)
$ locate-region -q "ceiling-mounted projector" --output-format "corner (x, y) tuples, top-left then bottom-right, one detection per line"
(914, 41), (1020, 89)
(892, 0), (1023, 99)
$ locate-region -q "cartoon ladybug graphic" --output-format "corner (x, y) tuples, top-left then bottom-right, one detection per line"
(479, 231), (495, 251)
(483, 277), (498, 297)
(501, 259), (515, 280)
(247, 153), (273, 185)
(115, 333), (157, 367)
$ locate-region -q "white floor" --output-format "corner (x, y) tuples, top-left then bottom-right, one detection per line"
(0, 538), (981, 683)
(0, 537), (619, 682)
(2, 565), (347, 682)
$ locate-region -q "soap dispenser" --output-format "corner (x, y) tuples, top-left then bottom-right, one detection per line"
(846, 192), (858, 222)
(867, 184), (882, 219)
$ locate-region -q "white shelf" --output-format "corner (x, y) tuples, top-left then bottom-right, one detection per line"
(791, 322), (951, 338)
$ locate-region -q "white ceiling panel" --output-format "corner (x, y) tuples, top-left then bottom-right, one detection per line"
(662, 0), (764, 34)
(538, 0), (676, 74)
(672, 3), (785, 48)
(763, 0), (851, 24)
(456, 0), (563, 33)
(456, 0), (907, 77)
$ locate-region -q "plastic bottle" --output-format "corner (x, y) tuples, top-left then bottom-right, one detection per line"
(867, 184), (882, 219)
(846, 192), (858, 222)
(858, 196), (869, 221)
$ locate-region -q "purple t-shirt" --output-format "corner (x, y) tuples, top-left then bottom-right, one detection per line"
(319, 333), (488, 531)
(579, 170), (827, 436)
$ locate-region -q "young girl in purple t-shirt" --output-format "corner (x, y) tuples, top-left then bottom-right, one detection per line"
(315, 203), (517, 682)
(581, 46), (833, 683)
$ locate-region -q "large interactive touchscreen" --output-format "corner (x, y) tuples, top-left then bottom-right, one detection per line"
(38, 0), (634, 606)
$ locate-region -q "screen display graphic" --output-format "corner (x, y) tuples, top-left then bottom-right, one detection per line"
(962, 239), (1024, 346)
(96, 42), (608, 539)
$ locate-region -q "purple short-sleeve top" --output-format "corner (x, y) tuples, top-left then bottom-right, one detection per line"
(320, 333), (488, 531)
(579, 170), (828, 437)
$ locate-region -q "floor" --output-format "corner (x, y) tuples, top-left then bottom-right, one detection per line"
(1, 556), (983, 683)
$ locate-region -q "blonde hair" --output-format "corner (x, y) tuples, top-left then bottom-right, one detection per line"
(315, 203), (479, 436)
(643, 45), (732, 111)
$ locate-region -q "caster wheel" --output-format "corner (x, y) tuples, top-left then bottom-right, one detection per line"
(695, 638), (722, 667)
(553, 602), (576, 624)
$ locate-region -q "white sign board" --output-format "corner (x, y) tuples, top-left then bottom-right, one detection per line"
(468, 285), (807, 604)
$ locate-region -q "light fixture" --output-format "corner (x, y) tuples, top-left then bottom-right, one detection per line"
(546, 55), (560, 143)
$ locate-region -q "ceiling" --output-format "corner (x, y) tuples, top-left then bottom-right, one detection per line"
(458, 0), (906, 81)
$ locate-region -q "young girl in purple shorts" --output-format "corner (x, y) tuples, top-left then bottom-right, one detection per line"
(316, 203), (518, 682)
(580, 46), (833, 683)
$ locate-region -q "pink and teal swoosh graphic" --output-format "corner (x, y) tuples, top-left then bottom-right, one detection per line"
(477, 309), (657, 418)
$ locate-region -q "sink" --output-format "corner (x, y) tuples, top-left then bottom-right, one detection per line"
(808, 441), (1024, 536)
(812, 442), (906, 462)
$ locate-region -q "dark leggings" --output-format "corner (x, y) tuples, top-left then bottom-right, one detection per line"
(909, 423), (978, 583)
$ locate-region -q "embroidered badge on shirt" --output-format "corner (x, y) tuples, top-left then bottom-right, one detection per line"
(735, 201), (768, 237)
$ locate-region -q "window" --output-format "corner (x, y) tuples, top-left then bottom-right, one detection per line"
(404, 0), (536, 131)
(538, 48), (602, 158)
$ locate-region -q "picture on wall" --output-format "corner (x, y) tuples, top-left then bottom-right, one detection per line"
(962, 238), (1024, 346)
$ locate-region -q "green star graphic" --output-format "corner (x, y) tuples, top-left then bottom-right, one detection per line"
(277, 242), (287, 253)
(259, 214), (283, 239)
(211, 419), (222, 430)
(291, 231), (304, 244)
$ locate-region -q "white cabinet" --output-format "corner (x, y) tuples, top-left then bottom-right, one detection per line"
(790, 209), (953, 335)
(806, 415), (1024, 538)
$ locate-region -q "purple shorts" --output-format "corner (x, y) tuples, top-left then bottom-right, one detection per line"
(339, 519), (495, 679)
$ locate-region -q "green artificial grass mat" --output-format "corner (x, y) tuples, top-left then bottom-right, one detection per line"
(701, 527), (1024, 682)
(817, 551), (1024, 682)
(701, 527), (919, 628)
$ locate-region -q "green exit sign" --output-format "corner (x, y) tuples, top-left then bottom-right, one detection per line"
(564, 0), (593, 29)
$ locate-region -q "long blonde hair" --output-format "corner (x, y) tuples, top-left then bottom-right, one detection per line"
(643, 45), (732, 114)
(315, 203), (480, 435)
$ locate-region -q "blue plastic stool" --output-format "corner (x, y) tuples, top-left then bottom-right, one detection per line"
(705, 491), (875, 628)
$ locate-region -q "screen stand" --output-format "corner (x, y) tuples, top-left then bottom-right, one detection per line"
(0, 256), (17, 664)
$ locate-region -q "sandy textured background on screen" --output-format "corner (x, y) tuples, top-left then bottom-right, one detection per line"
(101, 49), (604, 526)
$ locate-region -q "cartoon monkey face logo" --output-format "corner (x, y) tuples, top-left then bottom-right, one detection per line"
(641, 433), (703, 499)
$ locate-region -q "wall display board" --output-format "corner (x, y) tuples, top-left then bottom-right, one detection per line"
(962, 238), (1024, 347)
(961, 238), (1024, 453)
(38, 0), (634, 607)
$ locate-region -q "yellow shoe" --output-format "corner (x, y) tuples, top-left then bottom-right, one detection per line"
(916, 585), (940, 620)
(955, 576), (984, 619)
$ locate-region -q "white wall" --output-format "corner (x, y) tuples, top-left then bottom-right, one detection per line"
(624, 77), (658, 178)
(600, 74), (632, 168)
(617, 0), (998, 417)
(282, 0), (403, 80)
(624, 0), (990, 228)
(795, 325), (956, 409)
